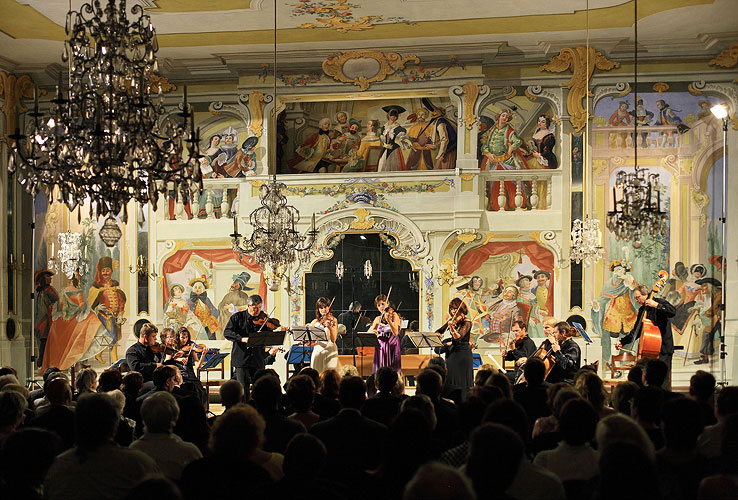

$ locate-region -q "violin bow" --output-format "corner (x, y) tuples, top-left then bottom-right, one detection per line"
(380, 285), (394, 323)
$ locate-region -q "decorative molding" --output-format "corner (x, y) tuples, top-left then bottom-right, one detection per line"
(322, 50), (420, 90)
(688, 81), (705, 96)
(525, 85), (564, 118)
(291, 0), (412, 33)
(593, 158), (609, 177)
(149, 71), (176, 93)
(660, 154), (680, 180)
(460, 81), (480, 130)
(504, 87), (517, 99)
(709, 43), (738, 68)
(539, 230), (563, 265)
(690, 188), (710, 227)
(540, 46), (620, 131)
(207, 97), (252, 126)
(349, 208), (375, 230)
(460, 173), (475, 181)
(456, 232), (477, 244)
(0, 71), (36, 140)
(652, 82), (669, 95)
(270, 177), (454, 197)
(248, 90), (265, 138)
(592, 82), (631, 104)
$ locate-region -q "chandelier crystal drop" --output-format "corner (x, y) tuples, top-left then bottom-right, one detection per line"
(232, 175), (318, 287)
(570, 216), (604, 266)
(8, 0), (202, 246)
(606, 165), (668, 243)
(48, 231), (89, 279)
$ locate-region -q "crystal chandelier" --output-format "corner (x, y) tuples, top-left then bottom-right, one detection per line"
(606, 165), (668, 245)
(8, 0), (202, 246)
(232, 175), (318, 290)
(48, 230), (89, 279)
(570, 216), (604, 266)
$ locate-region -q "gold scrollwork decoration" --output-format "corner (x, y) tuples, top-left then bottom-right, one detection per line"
(350, 208), (375, 230)
(652, 82), (669, 95)
(687, 83), (703, 96)
(248, 90), (265, 138)
(524, 88), (538, 101)
(322, 50), (420, 91)
(461, 81), (480, 130)
(691, 188), (710, 227)
(0, 71), (37, 141)
(149, 71), (176, 94)
(709, 43), (738, 68)
(457, 232), (477, 244)
(540, 46), (620, 131)
(505, 88), (517, 99)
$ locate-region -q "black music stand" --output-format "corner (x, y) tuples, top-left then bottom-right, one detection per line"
(291, 325), (327, 366)
(572, 322), (592, 365)
(246, 330), (288, 349)
(200, 351), (229, 410)
(356, 332), (380, 378)
(406, 332), (444, 356)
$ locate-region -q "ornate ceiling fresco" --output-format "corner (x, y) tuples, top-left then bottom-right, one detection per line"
(0, 0), (736, 78)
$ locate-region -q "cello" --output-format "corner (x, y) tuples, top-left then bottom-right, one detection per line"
(636, 270), (669, 359)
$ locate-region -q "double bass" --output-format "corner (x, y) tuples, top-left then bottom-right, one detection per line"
(636, 270), (669, 359)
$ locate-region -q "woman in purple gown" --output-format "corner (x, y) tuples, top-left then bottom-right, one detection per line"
(369, 294), (402, 374)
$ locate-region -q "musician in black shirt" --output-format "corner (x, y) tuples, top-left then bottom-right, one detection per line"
(125, 322), (163, 387)
(502, 320), (537, 383)
(541, 322), (581, 384)
(616, 284), (676, 389)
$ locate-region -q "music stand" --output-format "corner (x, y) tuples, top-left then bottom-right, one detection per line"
(356, 332), (380, 378)
(246, 330), (288, 349)
(571, 322), (592, 365)
(291, 325), (327, 366)
(200, 350), (229, 410)
(406, 332), (444, 357)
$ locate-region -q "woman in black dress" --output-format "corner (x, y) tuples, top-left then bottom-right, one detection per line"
(436, 298), (473, 398)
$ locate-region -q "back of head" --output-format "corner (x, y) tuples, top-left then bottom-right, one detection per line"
(286, 375), (315, 413)
(459, 396), (487, 437)
(252, 375), (281, 413)
(319, 369), (341, 399)
(283, 433), (327, 479)
(0, 390), (28, 429)
(595, 413), (655, 460)
(598, 442), (657, 500)
(376, 366), (399, 393)
(644, 359), (668, 387)
(210, 403), (265, 458)
(689, 370), (716, 402)
(611, 381), (639, 415)
(416, 369), (443, 401)
(403, 462), (475, 500)
(338, 364), (359, 379)
(632, 386), (664, 425)
(386, 409), (432, 467)
(627, 365), (644, 387)
(253, 368), (280, 387)
(559, 398), (598, 445)
(487, 373), (512, 399)
(219, 379), (245, 408)
(97, 369), (123, 393)
(153, 365), (177, 389)
(575, 371), (607, 410)
(141, 391), (180, 433)
(523, 357), (546, 387)
(45, 377), (72, 406)
(426, 364), (446, 383)
(0, 374), (20, 391)
(468, 423), (524, 495)
(299, 367), (320, 388)
(106, 389), (126, 415)
(427, 356), (447, 373)
(716, 386), (738, 419)
(123, 477), (183, 500)
(0, 428), (62, 487)
(338, 376), (366, 410)
(0, 366), (17, 377)
(483, 398), (528, 442)
(43, 370), (66, 395)
(75, 393), (119, 451)
(122, 371), (144, 396)
(662, 396), (703, 451)
(474, 367), (494, 387)
(401, 395), (437, 430)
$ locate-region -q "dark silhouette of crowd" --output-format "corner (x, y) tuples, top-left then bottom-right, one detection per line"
(0, 359), (737, 500)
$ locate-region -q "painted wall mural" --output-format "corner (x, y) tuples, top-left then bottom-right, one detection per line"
(591, 89), (726, 376)
(277, 96), (457, 174)
(455, 240), (555, 349)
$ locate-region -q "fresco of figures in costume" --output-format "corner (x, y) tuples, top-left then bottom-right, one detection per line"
(452, 240), (555, 347)
(162, 250), (266, 341)
(477, 98), (559, 211)
(34, 199), (127, 372)
(590, 90), (726, 376)
(276, 97), (458, 174)
(166, 121), (259, 220)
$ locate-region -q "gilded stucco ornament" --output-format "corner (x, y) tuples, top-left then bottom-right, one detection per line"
(709, 43), (738, 68)
(322, 50), (420, 91)
(0, 71), (37, 141)
(540, 46), (620, 131)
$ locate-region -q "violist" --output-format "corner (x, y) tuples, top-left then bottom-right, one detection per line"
(435, 298), (474, 398)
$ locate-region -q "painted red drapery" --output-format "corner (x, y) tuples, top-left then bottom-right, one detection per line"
(162, 249), (266, 308)
(458, 241), (554, 315)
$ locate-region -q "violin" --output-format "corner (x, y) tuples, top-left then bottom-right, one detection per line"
(252, 312), (282, 331)
(320, 313), (337, 328)
(180, 343), (207, 354)
(149, 343), (178, 355)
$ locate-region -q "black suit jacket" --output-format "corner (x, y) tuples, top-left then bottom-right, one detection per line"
(542, 338), (581, 384)
(224, 310), (266, 369)
(311, 409), (387, 482)
(361, 392), (401, 427)
(620, 297), (677, 355)
(125, 342), (162, 382)
(504, 336), (537, 381)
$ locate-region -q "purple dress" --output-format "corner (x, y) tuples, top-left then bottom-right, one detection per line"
(372, 323), (402, 374)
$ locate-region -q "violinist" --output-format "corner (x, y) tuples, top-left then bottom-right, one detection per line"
(174, 326), (208, 405)
(125, 322), (163, 385)
(224, 294), (286, 390)
(309, 297), (339, 372)
(502, 320), (537, 384)
(435, 298), (474, 398)
(369, 294), (402, 374)
(540, 321), (581, 384)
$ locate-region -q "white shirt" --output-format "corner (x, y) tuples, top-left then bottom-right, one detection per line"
(129, 431), (202, 480)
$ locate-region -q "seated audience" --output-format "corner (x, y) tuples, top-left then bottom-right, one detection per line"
(697, 413), (738, 500)
(253, 375), (306, 453)
(107, 389), (136, 446)
(690, 370), (718, 427)
(698, 386), (738, 458)
(97, 369), (123, 393)
(121, 371), (144, 423)
(306, 367), (340, 419)
(416, 368), (461, 450)
(208, 379), (244, 425)
(513, 358), (551, 438)
(632, 386), (666, 450)
(611, 381), (639, 415)
(362, 366), (402, 426)
(129, 391), (202, 480)
(44, 393), (159, 500)
(439, 396), (486, 467)
(404, 462), (475, 500)
(27, 377), (75, 449)
(575, 371), (614, 418)
(0, 428), (62, 500)
(123, 477), (183, 500)
(74, 368), (98, 400)
(595, 413), (655, 460)
(286, 375), (320, 430)
(272, 433), (344, 500)
(598, 442), (659, 500)
(0, 390), (27, 441)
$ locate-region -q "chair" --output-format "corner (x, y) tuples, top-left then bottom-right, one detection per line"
(610, 351), (636, 378)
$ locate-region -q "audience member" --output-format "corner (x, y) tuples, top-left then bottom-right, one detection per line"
(362, 366), (402, 426)
(439, 396), (486, 467)
(643, 358), (676, 396)
(697, 413), (738, 500)
(690, 370), (717, 427)
(338, 364), (359, 379)
(44, 393), (159, 500)
(27, 377), (75, 449)
(172, 395), (210, 455)
(286, 375), (320, 430)
(74, 367), (98, 400)
(416, 368), (461, 449)
(513, 358), (551, 438)
(574, 371), (614, 418)
(473, 365), (495, 387)
(698, 386), (738, 458)
(129, 391), (202, 480)
(310, 376), (387, 486)
(428, 356), (463, 405)
(181, 404), (273, 500)
(487, 372), (513, 399)
(611, 381), (639, 415)
(0, 390), (27, 440)
(0, 428), (62, 500)
(532, 383), (577, 438)
(253, 375), (306, 453)
(121, 371), (144, 423)
(209, 379), (244, 426)
(301, 367), (340, 419)
(107, 389), (136, 446)
(595, 413), (655, 460)
(598, 442), (659, 500)
(404, 462), (475, 500)
(29, 367), (61, 407)
(97, 369), (123, 393)
(123, 478), (183, 500)
(632, 386), (666, 450)
(272, 433), (345, 500)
